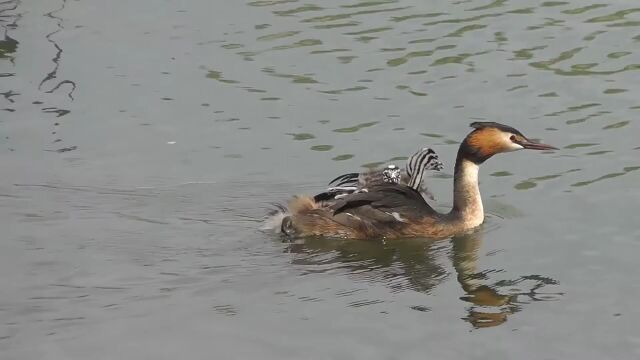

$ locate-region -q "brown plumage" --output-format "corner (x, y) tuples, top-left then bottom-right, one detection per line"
(276, 122), (557, 240)
(282, 185), (469, 239)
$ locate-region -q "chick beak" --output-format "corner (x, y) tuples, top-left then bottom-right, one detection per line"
(519, 138), (558, 151)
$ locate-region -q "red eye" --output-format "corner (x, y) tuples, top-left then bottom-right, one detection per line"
(510, 135), (517, 142)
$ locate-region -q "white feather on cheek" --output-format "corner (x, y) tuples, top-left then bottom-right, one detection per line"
(502, 133), (524, 152)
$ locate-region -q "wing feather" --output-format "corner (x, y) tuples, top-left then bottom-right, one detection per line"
(331, 184), (437, 221)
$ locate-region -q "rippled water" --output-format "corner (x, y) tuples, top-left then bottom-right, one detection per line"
(1, 0), (639, 358)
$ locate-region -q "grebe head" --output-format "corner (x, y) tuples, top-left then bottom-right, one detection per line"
(461, 122), (557, 164)
(406, 147), (444, 174)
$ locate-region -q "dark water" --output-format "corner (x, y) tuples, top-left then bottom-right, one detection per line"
(1, 0), (639, 358)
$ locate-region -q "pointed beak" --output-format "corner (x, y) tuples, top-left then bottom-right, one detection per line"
(519, 138), (558, 151)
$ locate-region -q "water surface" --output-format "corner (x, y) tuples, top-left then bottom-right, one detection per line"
(1, 0), (640, 359)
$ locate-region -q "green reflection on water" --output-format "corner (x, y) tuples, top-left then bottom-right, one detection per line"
(514, 180), (536, 190)
(530, 47), (583, 70)
(380, 47), (405, 52)
(566, 111), (610, 125)
(541, 1), (569, 7)
(206, 70), (240, 84)
(533, 174), (563, 181)
(388, 50), (435, 67)
(423, 13), (502, 27)
(431, 53), (472, 66)
(494, 31), (508, 43)
(446, 24), (487, 38)
(362, 161), (386, 169)
(607, 21), (640, 28)
(608, 51), (632, 59)
(310, 145), (333, 151)
(571, 167), (640, 187)
(468, 0), (508, 12)
(562, 4), (608, 15)
(391, 12), (446, 23)
(408, 89), (427, 96)
(603, 88), (627, 94)
(332, 154), (354, 161)
(301, 6), (410, 23)
(527, 17), (566, 31)
(337, 55), (358, 64)
(271, 38), (322, 51)
(313, 21), (360, 29)
(333, 121), (378, 133)
(491, 171), (513, 177)
(0, 35), (17, 60)
(515, 169), (581, 190)
(221, 43), (244, 49)
(354, 35), (377, 43)
(388, 156), (408, 162)
(320, 86), (368, 94)
(602, 121), (629, 129)
(563, 62), (640, 75)
(243, 87), (267, 93)
(262, 67), (319, 84)
(408, 38), (436, 44)
(310, 48), (350, 54)
(344, 26), (392, 35)
(341, 0), (398, 8)
(273, 4), (323, 16)
(545, 102), (601, 117)
(583, 30), (607, 41)
(507, 85), (528, 92)
(420, 133), (444, 138)
(512, 46), (547, 60)
(257, 31), (300, 41)
(507, 7), (535, 14)
(564, 143), (598, 149)
(287, 133), (316, 140)
(572, 63), (598, 70)
(247, 0), (297, 7)
(585, 150), (613, 156)
(586, 8), (640, 23)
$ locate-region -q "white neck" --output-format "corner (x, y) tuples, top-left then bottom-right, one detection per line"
(449, 158), (484, 229)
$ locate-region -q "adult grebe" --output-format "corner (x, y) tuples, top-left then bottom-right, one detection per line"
(278, 122), (557, 240)
(314, 147), (443, 204)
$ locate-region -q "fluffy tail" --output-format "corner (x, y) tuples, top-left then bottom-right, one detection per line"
(287, 195), (316, 214)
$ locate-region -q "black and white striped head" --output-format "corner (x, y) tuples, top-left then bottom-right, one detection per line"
(405, 147), (443, 189)
(406, 148), (443, 175)
(382, 164), (401, 184)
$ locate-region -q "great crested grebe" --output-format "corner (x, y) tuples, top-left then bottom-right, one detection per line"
(314, 147), (443, 204)
(276, 122), (557, 240)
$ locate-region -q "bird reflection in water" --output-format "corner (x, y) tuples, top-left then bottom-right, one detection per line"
(451, 234), (561, 328)
(283, 229), (562, 329)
